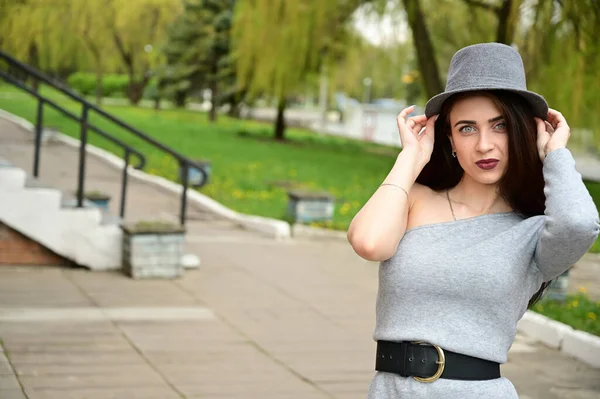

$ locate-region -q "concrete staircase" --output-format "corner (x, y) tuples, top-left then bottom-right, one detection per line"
(0, 162), (121, 270)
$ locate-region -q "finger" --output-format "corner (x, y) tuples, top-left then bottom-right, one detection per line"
(547, 109), (569, 130)
(535, 117), (550, 144)
(544, 121), (555, 134)
(396, 106), (416, 140)
(397, 105), (416, 123)
(408, 115), (427, 134)
(422, 114), (438, 138)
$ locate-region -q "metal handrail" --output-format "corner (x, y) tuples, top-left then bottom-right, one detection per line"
(0, 50), (208, 224)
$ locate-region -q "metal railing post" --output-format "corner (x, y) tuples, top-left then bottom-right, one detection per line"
(76, 105), (89, 208)
(180, 160), (189, 226)
(33, 99), (44, 177)
(0, 51), (210, 225)
(120, 149), (130, 219)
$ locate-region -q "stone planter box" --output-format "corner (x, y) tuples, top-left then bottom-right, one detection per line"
(546, 268), (570, 301)
(41, 127), (59, 144)
(84, 192), (111, 212)
(121, 222), (186, 279)
(286, 190), (335, 223)
(179, 160), (211, 188)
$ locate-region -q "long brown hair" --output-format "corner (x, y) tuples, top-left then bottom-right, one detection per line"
(416, 90), (550, 307)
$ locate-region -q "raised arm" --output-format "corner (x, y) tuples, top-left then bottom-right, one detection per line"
(533, 111), (600, 280)
(347, 107), (436, 261)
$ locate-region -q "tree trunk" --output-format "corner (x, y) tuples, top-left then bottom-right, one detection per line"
(402, 0), (443, 99)
(496, 0), (520, 44)
(127, 76), (149, 106)
(95, 69), (103, 106)
(174, 90), (187, 108)
(318, 65), (328, 132)
(28, 42), (40, 92)
(274, 96), (286, 141)
(209, 60), (219, 123)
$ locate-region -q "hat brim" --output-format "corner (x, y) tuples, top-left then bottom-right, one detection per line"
(424, 88), (549, 120)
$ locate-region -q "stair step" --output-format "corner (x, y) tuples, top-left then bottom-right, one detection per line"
(0, 167), (27, 189)
(24, 175), (55, 189)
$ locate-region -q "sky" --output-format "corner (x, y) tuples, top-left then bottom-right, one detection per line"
(351, 2), (408, 46)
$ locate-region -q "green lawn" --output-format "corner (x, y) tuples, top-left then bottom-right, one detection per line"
(585, 180), (600, 253)
(532, 292), (599, 336)
(0, 85), (397, 230)
(0, 84), (599, 254)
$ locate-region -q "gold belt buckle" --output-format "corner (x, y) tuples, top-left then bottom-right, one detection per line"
(411, 341), (446, 383)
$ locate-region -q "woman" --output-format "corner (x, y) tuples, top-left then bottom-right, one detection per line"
(348, 43), (599, 398)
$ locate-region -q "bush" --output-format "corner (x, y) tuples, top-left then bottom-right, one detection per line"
(67, 72), (129, 97)
(66, 72), (96, 96)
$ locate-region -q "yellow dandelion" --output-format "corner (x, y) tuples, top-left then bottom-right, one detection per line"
(572, 300), (579, 308)
(259, 191), (270, 200)
(340, 202), (351, 216)
(587, 312), (597, 321)
(578, 286), (588, 294)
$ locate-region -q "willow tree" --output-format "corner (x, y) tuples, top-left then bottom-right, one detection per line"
(106, 0), (183, 104)
(519, 0), (600, 148)
(232, 0), (363, 140)
(69, 0), (119, 105)
(0, 0), (181, 104)
(0, 0), (81, 84)
(378, 0), (523, 100)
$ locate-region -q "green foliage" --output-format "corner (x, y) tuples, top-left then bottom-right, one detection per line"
(123, 220), (184, 234)
(584, 180), (600, 253)
(532, 292), (600, 336)
(66, 73), (129, 97)
(0, 0), (182, 105)
(158, 0), (237, 112)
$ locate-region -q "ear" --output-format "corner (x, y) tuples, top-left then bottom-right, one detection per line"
(448, 135), (455, 151)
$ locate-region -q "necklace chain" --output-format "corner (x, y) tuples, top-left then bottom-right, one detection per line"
(446, 190), (457, 221)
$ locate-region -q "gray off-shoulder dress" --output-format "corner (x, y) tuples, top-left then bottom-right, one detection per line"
(367, 148), (600, 399)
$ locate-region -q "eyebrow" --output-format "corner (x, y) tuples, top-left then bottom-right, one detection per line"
(453, 115), (504, 127)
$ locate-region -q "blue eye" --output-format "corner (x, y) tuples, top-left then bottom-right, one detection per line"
(495, 122), (506, 130)
(459, 125), (475, 133)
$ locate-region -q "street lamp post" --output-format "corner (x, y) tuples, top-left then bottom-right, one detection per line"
(363, 77), (372, 104)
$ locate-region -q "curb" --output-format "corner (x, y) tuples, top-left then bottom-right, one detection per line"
(517, 310), (600, 368)
(291, 223), (348, 241)
(0, 110), (291, 239)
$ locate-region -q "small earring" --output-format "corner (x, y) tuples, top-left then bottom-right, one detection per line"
(452, 150), (457, 158)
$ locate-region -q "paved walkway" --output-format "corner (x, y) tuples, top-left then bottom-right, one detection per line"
(0, 117), (599, 399)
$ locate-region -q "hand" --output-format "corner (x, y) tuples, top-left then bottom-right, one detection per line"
(396, 105), (437, 166)
(535, 109), (570, 161)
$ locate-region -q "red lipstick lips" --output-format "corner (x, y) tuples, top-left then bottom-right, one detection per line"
(476, 159), (499, 170)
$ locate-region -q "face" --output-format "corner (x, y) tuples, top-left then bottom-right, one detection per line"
(448, 95), (509, 185)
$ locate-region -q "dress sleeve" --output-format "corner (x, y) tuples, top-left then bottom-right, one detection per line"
(534, 148), (600, 281)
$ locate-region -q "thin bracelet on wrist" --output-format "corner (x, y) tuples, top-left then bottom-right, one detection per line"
(379, 183), (408, 198)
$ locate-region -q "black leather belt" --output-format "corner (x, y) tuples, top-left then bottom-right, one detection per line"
(376, 340), (501, 382)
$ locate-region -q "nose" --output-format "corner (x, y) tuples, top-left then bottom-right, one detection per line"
(475, 130), (494, 153)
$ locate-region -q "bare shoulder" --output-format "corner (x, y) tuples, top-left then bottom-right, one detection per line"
(408, 182), (436, 211)
(407, 183), (448, 230)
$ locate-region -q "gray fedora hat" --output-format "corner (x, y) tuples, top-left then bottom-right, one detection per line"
(424, 42), (548, 119)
